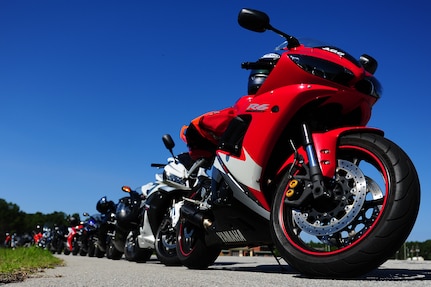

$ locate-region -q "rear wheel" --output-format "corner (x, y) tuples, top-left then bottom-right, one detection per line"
(271, 133), (420, 278)
(176, 218), (221, 269)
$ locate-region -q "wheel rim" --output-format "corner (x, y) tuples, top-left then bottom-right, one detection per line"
(125, 232), (136, 255)
(178, 221), (196, 256)
(292, 160), (369, 236)
(279, 144), (388, 255)
(158, 219), (177, 256)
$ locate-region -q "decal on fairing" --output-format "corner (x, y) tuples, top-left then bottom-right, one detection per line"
(216, 229), (247, 243)
(246, 103), (270, 112)
(321, 47), (345, 57)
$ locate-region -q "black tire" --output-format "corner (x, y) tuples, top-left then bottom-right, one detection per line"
(79, 249), (87, 256)
(78, 238), (87, 256)
(124, 231), (153, 263)
(56, 241), (64, 254)
(87, 241), (96, 257)
(155, 215), (181, 266)
(106, 238), (123, 260)
(71, 237), (80, 256)
(47, 243), (55, 254)
(63, 245), (70, 255)
(176, 218), (221, 269)
(270, 133), (420, 278)
(94, 246), (105, 258)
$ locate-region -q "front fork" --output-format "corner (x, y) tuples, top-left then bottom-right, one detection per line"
(301, 123), (330, 199)
(282, 125), (384, 207)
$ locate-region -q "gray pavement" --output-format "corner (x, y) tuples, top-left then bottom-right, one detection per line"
(6, 254), (431, 287)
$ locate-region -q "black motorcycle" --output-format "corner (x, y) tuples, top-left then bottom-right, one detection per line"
(105, 187), (147, 261)
(47, 225), (68, 254)
(79, 213), (105, 257)
(92, 196), (117, 258)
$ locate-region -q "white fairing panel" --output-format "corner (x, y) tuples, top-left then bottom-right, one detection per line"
(214, 149), (270, 220)
(137, 212), (155, 249)
(215, 149), (262, 192)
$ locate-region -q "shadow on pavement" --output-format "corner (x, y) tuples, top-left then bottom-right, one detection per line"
(211, 260), (431, 281)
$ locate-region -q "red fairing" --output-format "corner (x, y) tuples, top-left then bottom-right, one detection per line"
(232, 46), (379, 170)
(234, 84), (339, 167)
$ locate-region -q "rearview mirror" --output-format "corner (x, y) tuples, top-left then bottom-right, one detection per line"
(359, 54), (378, 74)
(162, 134), (175, 150)
(238, 8), (270, 33)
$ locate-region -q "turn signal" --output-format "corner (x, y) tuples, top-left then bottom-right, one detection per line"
(122, 186), (132, 193)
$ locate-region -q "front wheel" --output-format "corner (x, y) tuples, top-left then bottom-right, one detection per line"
(106, 237), (123, 260)
(155, 215), (181, 266)
(87, 239), (96, 257)
(71, 237), (80, 256)
(63, 242), (70, 255)
(124, 231), (153, 263)
(271, 133), (420, 278)
(94, 245), (105, 258)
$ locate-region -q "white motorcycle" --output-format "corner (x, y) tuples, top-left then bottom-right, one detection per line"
(123, 134), (207, 265)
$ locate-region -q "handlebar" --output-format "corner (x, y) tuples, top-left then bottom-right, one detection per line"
(241, 61), (275, 70)
(151, 163), (166, 168)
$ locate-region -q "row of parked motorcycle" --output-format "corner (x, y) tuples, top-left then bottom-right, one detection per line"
(44, 134), (205, 266)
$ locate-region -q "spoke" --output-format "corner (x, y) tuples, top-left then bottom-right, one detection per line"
(352, 157), (361, 166)
(363, 198), (384, 208)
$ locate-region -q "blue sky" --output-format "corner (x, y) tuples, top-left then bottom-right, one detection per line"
(1, 0), (430, 242)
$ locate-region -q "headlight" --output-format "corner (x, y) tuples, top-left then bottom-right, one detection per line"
(289, 54), (354, 86)
(163, 170), (186, 185)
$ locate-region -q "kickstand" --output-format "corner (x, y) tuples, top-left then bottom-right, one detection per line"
(270, 247), (290, 272)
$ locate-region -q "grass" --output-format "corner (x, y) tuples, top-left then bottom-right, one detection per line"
(0, 247), (64, 283)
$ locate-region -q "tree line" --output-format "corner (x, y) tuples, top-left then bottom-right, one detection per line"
(0, 198), (79, 244)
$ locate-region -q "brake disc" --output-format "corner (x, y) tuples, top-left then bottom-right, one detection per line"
(292, 160), (367, 236)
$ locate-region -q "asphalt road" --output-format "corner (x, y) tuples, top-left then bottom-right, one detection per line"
(7, 254), (431, 287)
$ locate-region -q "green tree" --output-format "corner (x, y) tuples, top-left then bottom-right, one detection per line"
(1, 198), (71, 244)
(0, 199), (24, 239)
(392, 240), (431, 260)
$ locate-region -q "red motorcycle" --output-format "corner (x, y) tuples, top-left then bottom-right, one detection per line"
(63, 216), (84, 256)
(176, 8), (420, 278)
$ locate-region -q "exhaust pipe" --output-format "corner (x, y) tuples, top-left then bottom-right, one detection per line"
(180, 204), (213, 229)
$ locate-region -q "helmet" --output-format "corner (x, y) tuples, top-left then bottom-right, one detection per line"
(96, 196), (115, 214)
(247, 53), (280, 94)
(68, 216), (79, 226)
(115, 197), (140, 229)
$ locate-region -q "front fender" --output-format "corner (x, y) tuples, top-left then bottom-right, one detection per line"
(277, 127), (384, 178)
